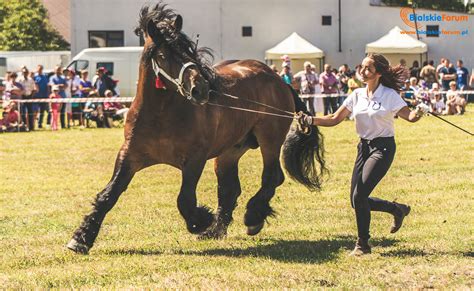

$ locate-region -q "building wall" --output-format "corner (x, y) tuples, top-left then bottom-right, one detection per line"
(71, 0), (474, 71)
(41, 0), (71, 42)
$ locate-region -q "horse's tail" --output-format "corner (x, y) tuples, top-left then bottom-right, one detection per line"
(282, 86), (327, 191)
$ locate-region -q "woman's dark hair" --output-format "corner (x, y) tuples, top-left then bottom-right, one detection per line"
(367, 53), (407, 92)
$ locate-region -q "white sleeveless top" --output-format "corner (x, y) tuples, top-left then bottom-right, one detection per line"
(342, 84), (407, 140)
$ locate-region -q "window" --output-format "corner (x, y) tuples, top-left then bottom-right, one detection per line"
(67, 60), (89, 72)
(426, 25), (439, 37)
(322, 16), (332, 26)
(89, 31), (124, 48)
(97, 62), (114, 76)
(242, 26), (252, 37)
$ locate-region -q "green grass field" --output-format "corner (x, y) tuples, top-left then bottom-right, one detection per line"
(1, 108), (473, 288)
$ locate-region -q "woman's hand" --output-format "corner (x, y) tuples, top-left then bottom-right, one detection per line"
(296, 111), (314, 127)
(415, 103), (430, 116)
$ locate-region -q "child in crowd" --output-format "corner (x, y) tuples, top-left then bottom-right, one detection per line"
(49, 85), (62, 131)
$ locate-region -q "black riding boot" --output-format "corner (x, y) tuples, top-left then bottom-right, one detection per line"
(390, 202), (411, 233)
(350, 238), (371, 256)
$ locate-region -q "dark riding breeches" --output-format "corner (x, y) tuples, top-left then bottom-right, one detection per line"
(350, 136), (398, 240)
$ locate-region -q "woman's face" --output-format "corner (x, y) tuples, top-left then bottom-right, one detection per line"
(359, 57), (381, 83)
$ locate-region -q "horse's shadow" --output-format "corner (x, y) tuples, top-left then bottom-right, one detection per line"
(106, 235), (399, 264)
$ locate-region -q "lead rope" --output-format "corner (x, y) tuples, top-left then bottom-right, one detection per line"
(209, 89), (295, 116)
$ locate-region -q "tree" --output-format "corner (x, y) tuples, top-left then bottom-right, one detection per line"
(0, 0), (69, 51)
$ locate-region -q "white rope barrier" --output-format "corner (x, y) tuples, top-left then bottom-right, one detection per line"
(4, 90), (474, 104)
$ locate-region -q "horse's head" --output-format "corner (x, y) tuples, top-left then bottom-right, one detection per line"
(137, 4), (212, 105)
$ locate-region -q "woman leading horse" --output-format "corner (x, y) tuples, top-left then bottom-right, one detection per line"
(67, 3), (326, 254)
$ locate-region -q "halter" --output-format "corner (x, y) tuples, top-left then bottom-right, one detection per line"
(151, 58), (198, 100)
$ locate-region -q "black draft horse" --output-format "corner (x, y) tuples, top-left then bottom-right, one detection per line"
(67, 3), (326, 254)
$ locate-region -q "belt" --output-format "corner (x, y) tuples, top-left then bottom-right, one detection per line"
(360, 136), (394, 145)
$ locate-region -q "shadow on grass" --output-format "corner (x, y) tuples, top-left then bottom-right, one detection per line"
(106, 235), (399, 264)
(380, 248), (429, 257)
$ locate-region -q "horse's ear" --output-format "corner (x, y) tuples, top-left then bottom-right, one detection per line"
(173, 15), (183, 32)
(146, 19), (159, 39)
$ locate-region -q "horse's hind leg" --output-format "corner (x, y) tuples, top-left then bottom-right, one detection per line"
(198, 145), (248, 239)
(244, 131), (286, 235)
(67, 144), (140, 254)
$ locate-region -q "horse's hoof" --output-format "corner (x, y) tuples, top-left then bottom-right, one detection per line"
(246, 222), (264, 236)
(198, 227), (227, 240)
(66, 239), (89, 255)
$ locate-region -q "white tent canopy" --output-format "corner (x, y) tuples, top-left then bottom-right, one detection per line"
(366, 26), (428, 54)
(265, 32), (325, 59)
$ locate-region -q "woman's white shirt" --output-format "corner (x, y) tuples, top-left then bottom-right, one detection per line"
(342, 84), (407, 140)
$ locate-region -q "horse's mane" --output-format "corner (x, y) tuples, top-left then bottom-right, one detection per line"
(135, 2), (221, 89)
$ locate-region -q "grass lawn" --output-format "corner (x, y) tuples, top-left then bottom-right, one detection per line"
(0, 107), (473, 288)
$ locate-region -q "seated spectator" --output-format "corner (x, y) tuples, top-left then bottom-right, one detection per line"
(103, 90), (129, 127)
(83, 91), (105, 128)
(445, 81), (467, 115)
(430, 91), (445, 114)
(0, 101), (25, 132)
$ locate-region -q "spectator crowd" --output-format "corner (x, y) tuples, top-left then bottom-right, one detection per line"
(1, 56), (472, 133)
(1, 65), (129, 133)
(272, 55), (472, 116)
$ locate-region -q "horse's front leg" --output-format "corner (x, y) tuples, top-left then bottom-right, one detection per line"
(178, 158), (215, 234)
(67, 144), (140, 254)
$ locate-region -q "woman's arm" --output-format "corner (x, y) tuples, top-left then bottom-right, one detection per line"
(313, 105), (352, 127)
(397, 106), (422, 123)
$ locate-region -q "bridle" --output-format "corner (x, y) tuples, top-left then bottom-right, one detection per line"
(151, 57), (198, 100)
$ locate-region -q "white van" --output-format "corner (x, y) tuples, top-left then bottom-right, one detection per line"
(0, 50), (70, 77)
(67, 47), (143, 97)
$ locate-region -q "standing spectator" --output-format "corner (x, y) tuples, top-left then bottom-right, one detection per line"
(79, 70), (93, 97)
(49, 66), (68, 129)
(338, 64), (350, 107)
(5, 72), (23, 102)
(319, 64), (339, 115)
(409, 60), (420, 79)
(279, 62), (293, 86)
(17, 67), (37, 130)
(347, 71), (363, 94)
(311, 64), (324, 115)
(455, 60), (469, 90)
(67, 69), (83, 127)
(399, 59), (410, 80)
(34, 65), (50, 129)
(419, 60), (437, 88)
(49, 85), (62, 131)
(294, 61), (318, 115)
(93, 67), (116, 97)
(436, 57), (446, 83)
(439, 59), (456, 91)
(269, 64), (279, 74)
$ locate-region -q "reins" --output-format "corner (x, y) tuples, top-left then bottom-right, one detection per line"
(208, 89), (296, 119)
